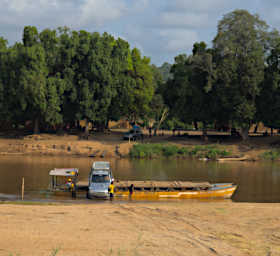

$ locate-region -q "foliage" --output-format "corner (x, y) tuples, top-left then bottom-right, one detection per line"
(158, 62), (172, 82)
(213, 9), (270, 140)
(129, 143), (231, 160)
(260, 150), (280, 160)
(257, 36), (280, 130)
(122, 48), (155, 122)
(0, 26), (155, 133)
(1, 9), (280, 137)
(163, 42), (215, 133)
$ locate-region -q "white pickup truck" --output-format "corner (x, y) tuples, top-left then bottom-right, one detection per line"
(87, 161), (114, 199)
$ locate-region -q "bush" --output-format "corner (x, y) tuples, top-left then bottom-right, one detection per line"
(177, 147), (189, 155)
(261, 150), (280, 160)
(162, 145), (178, 157)
(129, 143), (231, 160)
(130, 143), (164, 158)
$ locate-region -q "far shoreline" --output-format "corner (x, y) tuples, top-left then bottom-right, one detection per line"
(0, 130), (279, 161)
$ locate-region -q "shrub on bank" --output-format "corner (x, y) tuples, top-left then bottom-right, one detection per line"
(261, 150), (280, 160)
(129, 143), (231, 160)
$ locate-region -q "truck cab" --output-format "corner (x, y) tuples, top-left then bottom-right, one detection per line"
(87, 161), (113, 199)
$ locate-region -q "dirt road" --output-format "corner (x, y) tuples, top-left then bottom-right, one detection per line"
(1, 201), (280, 256)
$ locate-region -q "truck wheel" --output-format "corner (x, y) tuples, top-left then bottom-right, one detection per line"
(86, 192), (91, 199)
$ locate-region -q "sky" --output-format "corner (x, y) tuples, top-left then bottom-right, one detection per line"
(1, 0), (280, 65)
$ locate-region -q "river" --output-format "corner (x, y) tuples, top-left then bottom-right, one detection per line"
(0, 155), (279, 202)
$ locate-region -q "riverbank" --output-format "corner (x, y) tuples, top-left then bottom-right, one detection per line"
(0, 131), (279, 160)
(1, 200), (280, 256)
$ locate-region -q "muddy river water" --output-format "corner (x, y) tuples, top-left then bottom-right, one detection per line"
(0, 155), (280, 202)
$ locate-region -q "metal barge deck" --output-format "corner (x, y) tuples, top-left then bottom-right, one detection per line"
(76, 180), (237, 199)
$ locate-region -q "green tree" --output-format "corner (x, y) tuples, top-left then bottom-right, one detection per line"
(17, 26), (48, 133)
(1, 43), (25, 127)
(23, 26), (39, 47)
(213, 9), (269, 140)
(56, 27), (79, 128)
(124, 48), (155, 123)
(163, 42), (215, 134)
(0, 37), (9, 124)
(162, 54), (190, 123)
(189, 42), (215, 135)
(18, 44), (48, 133)
(257, 36), (280, 132)
(148, 65), (168, 135)
(107, 38), (133, 122)
(158, 62), (172, 82)
(39, 29), (68, 129)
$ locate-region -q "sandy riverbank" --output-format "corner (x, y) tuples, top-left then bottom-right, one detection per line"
(1, 201), (280, 256)
(0, 130), (279, 160)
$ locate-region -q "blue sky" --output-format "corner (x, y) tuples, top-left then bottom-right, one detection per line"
(1, 0), (280, 65)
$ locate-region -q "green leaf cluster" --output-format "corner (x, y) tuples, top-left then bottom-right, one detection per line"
(163, 9), (280, 140)
(129, 143), (230, 160)
(0, 26), (155, 133)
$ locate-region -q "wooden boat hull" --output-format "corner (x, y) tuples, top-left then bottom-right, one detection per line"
(115, 184), (237, 199)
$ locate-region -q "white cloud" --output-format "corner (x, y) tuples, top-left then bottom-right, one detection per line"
(0, 0), (279, 65)
(261, 6), (280, 29)
(0, 0), (75, 26)
(131, 0), (149, 11)
(159, 29), (198, 52)
(169, 0), (230, 12)
(3, 0), (60, 13)
(160, 12), (209, 28)
(0, 0), (128, 28)
(79, 0), (127, 26)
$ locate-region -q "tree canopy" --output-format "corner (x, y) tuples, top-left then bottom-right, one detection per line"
(1, 9), (280, 140)
(0, 26), (155, 133)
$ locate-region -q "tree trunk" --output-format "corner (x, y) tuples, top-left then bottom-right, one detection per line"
(157, 108), (168, 131)
(84, 119), (89, 137)
(202, 122), (208, 142)
(202, 122), (207, 136)
(153, 127), (157, 136)
(56, 123), (64, 135)
(76, 120), (81, 131)
(254, 123), (258, 133)
(97, 122), (106, 132)
(33, 118), (40, 134)
(194, 121), (198, 130)
(241, 126), (249, 141)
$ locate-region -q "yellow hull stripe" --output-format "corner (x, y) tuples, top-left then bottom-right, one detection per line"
(115, 186), (237, 199)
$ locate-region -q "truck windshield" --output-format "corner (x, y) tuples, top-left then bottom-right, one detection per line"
(91, 174), (110, 183)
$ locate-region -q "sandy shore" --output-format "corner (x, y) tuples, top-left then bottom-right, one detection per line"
(0, 131), (278, 160)
(1, 201), (280, 256)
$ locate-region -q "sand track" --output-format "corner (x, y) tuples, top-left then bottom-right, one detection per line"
(1, 201), (280, 256)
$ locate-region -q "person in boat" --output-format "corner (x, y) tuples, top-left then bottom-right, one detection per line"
(67, 178), (76, 198)
(128, 184), (134, 196)
(66, 178), (73, 190)
(108, 181), (115, 199)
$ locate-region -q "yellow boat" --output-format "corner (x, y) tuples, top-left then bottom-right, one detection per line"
(114, 181), (237, 199)
(48, 163), (237, 200)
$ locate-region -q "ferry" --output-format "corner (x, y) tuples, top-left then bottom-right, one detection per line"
(49, 161), (237, 199)
(113, 180), (237, 199)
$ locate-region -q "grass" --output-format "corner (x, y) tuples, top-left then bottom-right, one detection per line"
(260, 149), (280, 160)
(129, 143), (231, 160)
(50, 248), (60, 256)
(0, 201), (60, 206)
(9, 248), (60, 256)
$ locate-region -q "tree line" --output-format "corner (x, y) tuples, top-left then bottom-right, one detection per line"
(1, 9), (280, 140)
(162, 9), (280, 140)
(0, 26), (156, 134)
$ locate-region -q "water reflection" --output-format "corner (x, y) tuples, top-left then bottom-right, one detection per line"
(0, 156), (280, 202)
